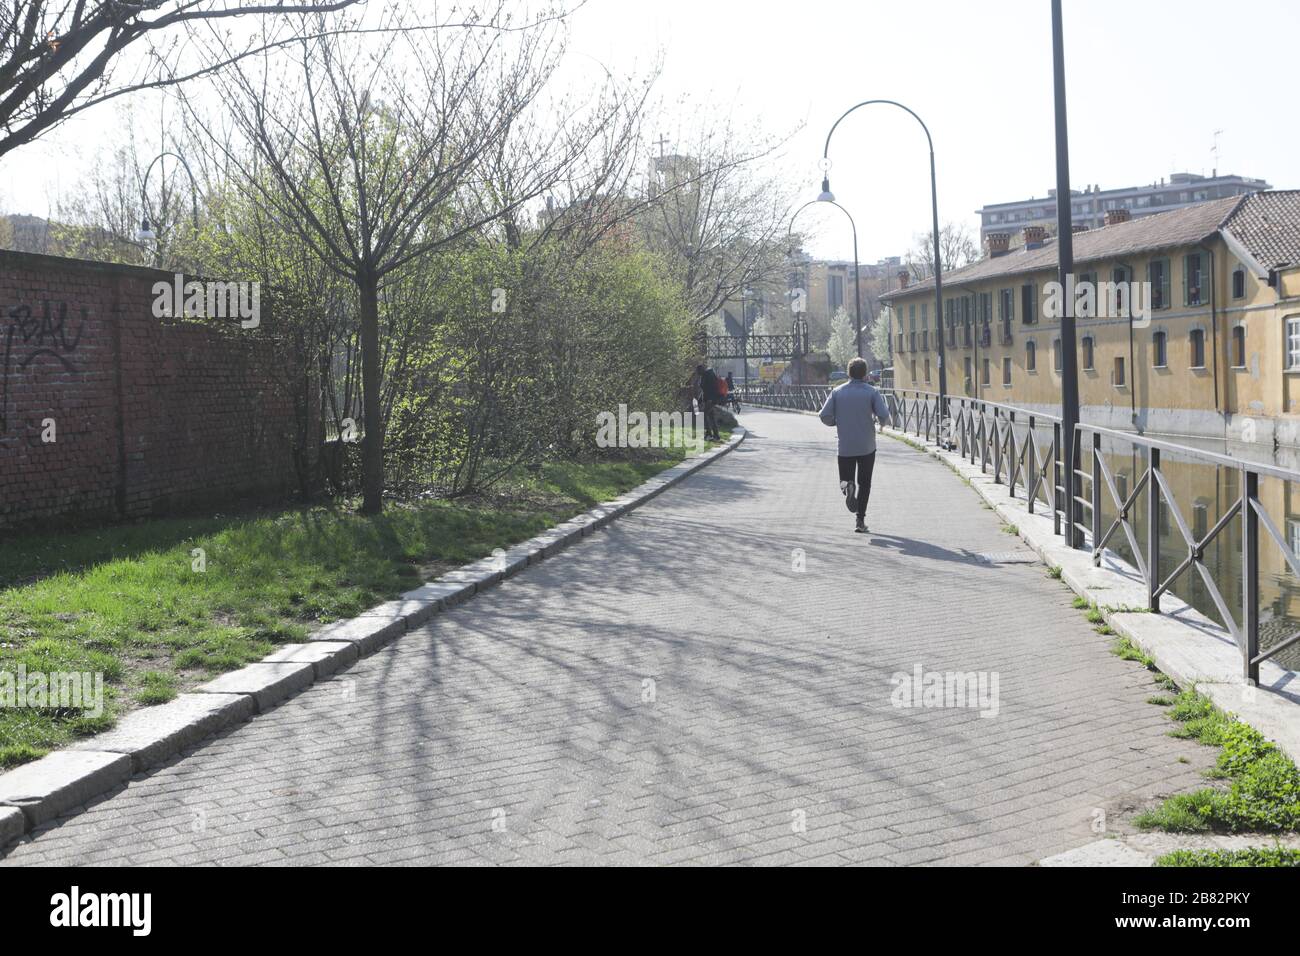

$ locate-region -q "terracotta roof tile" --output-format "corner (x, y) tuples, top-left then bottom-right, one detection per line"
(884, 196), (1251, 300)
(1221, 190), (1300, 271)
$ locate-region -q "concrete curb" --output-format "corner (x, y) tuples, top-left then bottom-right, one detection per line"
(0, 430), (746, 848)
(1037, 831), (1300, 867)
(880, 424), (1300, 768)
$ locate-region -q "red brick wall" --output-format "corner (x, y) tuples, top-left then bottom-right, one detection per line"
(0, 251), (314, 528)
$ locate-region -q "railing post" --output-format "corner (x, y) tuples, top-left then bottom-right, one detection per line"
(968, 404), (976, 465)
(1052, 423), (1062, 535)
(993, 407), (1003, 484)
(1091, 431), (1102, 567)
(1025, 414), (1035, 509)
(979, 404), (989, 473)
(1147, 448), (1161, 613)
(1243, 467), (1260, 685)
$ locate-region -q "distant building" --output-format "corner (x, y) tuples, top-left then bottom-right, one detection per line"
(705, 253), (903, 383)
(647, 153), (700, 199)
(978, 172), (1271, 247)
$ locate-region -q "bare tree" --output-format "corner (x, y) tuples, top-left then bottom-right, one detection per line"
(187, 3), (577, 513)
(464, 56), (660, 256)
(0, 0), (372, 160)
(637, 112), (800, 325)
(905, 221), (978, 281)
(48, 104), (194, 265)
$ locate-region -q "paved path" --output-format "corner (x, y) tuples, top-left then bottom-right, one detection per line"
(1, 409), (1212, 866)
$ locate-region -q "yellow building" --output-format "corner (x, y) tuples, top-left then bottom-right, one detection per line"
(880, 191), (1300, 450)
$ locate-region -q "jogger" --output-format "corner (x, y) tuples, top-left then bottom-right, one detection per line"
(818, 357), (891, 532)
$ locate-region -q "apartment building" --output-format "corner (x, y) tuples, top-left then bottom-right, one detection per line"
(881, 191), (1300, 448)
(977, 172), (1270, 246)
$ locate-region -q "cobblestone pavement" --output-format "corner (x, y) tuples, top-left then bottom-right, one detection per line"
(1, 408), (1214, 866)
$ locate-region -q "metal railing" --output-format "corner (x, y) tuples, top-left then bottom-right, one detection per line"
(1076, 424), (1300, 683)
(746, 387), (1300, 679)
(737, 383), (834, 412)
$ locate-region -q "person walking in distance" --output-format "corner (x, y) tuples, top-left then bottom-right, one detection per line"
(818, 357), (891, 533)
(695, 363), (721, 441)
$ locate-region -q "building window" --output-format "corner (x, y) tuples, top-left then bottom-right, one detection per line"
(964, 356), (972, 384)
(981, 357), (990, 387)
(1232, 326), (1246, 368)
(1287, 316), (1300, 369)
(1000, 288), (1014, 323)
(1193, 502), (1209, 542)
(1114, 355), (1127, 387)
(1153, 330), (1168, 368)
(1053, 337), (1062, 372)
(1184, 253), (1205, 306)
(1111, 266), (1130, 316)
(924, 359), (931, 384)
(1021, 282), (1037, 324)
(1026, 340), (1037, 372)
(911, 359), (918, 382)
(1003, 356), (1012, 387)
(1082, 336), (1094, 370)
(828, 274), (844, 312)
(1190, 328), (1206, 369)
(1149, 259), (1170, 310)
(1232, 267), (1246, 300)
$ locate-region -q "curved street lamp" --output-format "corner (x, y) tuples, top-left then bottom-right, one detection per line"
(787, 197), (863, 363)
(137, 151), (201, 269)
(820, 99), (947, 417)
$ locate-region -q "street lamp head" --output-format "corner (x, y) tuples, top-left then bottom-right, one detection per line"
(817, 177), (835, 203)
(136, 217), (156, 242)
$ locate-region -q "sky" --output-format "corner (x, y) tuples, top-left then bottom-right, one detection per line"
(4, 0), (1298, 263)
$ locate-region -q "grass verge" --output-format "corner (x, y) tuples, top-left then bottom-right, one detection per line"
(1155, 847), (1300, 867)
(1134, 690), (1300, 833)
(1, 435), (727, 768)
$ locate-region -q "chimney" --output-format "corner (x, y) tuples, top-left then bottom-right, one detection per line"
(897, 269), (910, 289)
(985, 232), (1011, 258)
(1022, 225), (1048, 250)
(1104, 208), (1131, 227)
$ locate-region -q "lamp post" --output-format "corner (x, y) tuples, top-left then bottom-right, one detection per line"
(739, 286), (750, 393)
(1051, 0), (1082, 548)
(820, 99), (946, 422)
(788, 197), (863, 362)
(137, 151), (201, 269)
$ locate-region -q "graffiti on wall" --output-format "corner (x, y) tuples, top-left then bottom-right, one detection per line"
(1, 300), (86, 434)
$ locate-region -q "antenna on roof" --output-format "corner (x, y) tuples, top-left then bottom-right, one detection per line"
(1212, 129), (1224, 177)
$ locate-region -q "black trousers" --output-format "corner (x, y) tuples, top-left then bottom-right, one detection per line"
(702, 399), (719, 437)
(837, 452), (876, 519)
